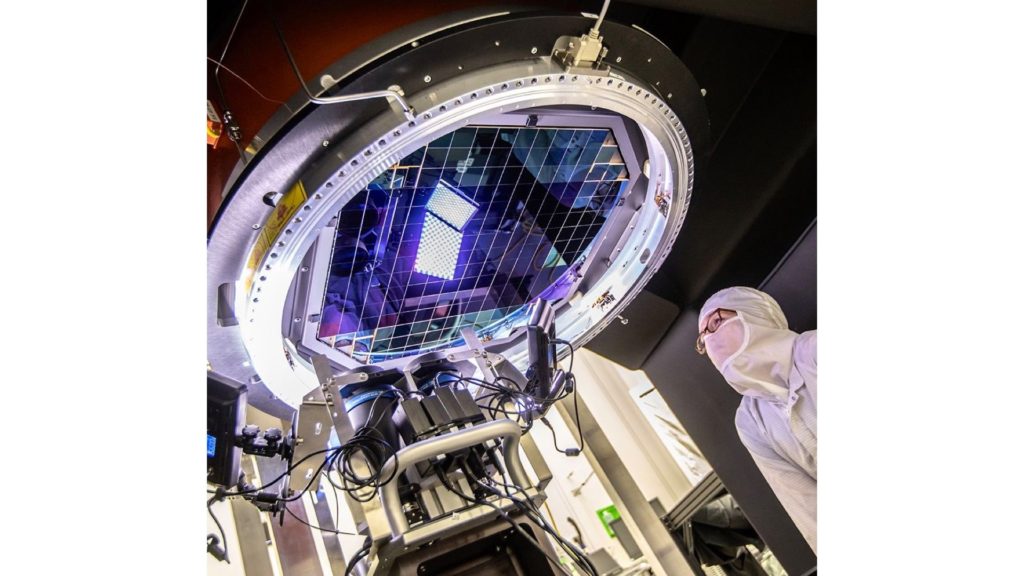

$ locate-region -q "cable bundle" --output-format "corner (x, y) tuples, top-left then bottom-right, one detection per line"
(461, 374), (552, 430)
(208, 394), (402, 503)
(449, 339), (585, 457)
(435, 454), (600, 576)
(325, 424), (400, 502)
(208, 340), (588, 572)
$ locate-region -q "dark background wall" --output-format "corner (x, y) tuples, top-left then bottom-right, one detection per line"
(640, 225), (816, 573)
(582, 3), (818, 573)
(586, 8), (817, 366)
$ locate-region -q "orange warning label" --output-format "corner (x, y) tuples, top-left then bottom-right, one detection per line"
(243, 181), (308, 293)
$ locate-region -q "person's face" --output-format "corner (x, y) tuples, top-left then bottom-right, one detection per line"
(697, 309), (742, 369)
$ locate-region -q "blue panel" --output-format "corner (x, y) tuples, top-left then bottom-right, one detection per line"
(318, 126), (630, 362)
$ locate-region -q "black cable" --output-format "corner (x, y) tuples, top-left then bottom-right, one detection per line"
(266, 0), (321, 103)
(282, 449), (338, 502)
(539, 416), (571, 455)
(332, 428), (400, 502)
(566, 516), (587, 551)
(284, 505), (358, 536)
(324, 393), (401, 503)
(324, 472), (342, 531)
(210, 395), (399, 504)
(207, 492), (230, 564)
(463, 465), (592, 575)
(552, 338), (575, 373)
(207, 446), (338, 496)
(333, 405), (399, 492)
(453, 345), (575, 435)
(208, 0), (249, 164)
(204, 394), (401, 553)
(434, 462), (574, 576)
(212, 0), (247, 82)
(553, 339), (586, 454)
(344, 538), (372, 576)
(486, 462), (522, 496)
(224, 392), (400, 503)
(455, 374), (541, 431)
(206, 56), (292, 109)
(471, 472), (548, 530)
(496, 493), (593, 576)
(468, 471), (598, 576)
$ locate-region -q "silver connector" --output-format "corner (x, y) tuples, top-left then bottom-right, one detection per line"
(553, 1), (613, 72)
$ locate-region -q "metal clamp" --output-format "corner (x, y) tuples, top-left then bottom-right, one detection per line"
(376, 418), (530, 539)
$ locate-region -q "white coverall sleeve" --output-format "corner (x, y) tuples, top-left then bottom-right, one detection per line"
(795, 330), (817, 404)
(736, 410), (818, 554)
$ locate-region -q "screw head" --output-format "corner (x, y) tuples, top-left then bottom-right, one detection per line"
(530, 46), (537, 54)
(424, 75), (431, 83)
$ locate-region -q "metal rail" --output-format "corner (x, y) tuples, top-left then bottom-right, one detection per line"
(376, 418), (530, 538)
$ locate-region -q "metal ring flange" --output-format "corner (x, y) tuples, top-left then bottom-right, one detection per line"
(239, 62), (693, 407)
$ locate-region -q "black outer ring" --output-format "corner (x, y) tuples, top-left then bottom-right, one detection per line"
(211, 10), (710, 417)
(211, 10), (710, 237)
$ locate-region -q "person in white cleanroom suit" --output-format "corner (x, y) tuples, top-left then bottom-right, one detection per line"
(696, 286), (817, 554)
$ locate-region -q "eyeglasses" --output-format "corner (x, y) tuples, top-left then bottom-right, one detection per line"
(695, 309), (729, 355)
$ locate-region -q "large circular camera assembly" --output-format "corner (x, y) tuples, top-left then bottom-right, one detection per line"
(207, 8), (709, 416)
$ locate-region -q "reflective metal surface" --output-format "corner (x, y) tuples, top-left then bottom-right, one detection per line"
(208, 13), (708, 414)
(230, 63), (693, 407)
(376, 418), (528, 538)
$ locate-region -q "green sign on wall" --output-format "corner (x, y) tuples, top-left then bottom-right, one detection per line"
(596, 504), (621, 538)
